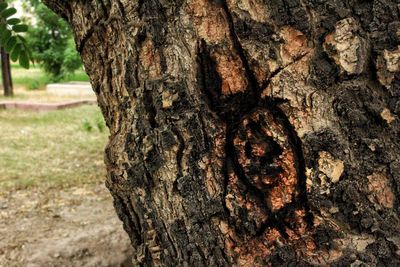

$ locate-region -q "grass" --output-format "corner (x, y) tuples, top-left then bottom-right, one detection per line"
(0, 64), (93, 102)
(0, 105), (108, 190)
(2, 64), (90, 91)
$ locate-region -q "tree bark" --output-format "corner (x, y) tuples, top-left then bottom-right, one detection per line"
(1, 47), (13, 97)
(43, 1), (400, 265)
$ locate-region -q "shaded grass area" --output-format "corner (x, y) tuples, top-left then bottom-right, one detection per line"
(1, 64), (90, 91)
(0, 105), (108, 190)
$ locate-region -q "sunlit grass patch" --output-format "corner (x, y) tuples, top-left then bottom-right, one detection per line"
(0, 64), (90, 91)
(0, 105), (108, 190)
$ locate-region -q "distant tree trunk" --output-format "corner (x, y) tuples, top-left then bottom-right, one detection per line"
(1, 47), (13, 96)
(44, 1), (400, 265)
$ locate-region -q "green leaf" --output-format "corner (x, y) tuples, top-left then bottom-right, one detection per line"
(5, 36), (17, 53)
(7, 18), (21, 25)
(1, 7), (17, 19)
(17, 35), (26, 43)
(0, 24), (6, 34)
(12, 24), (28, 33)
(16, 35), (31, 56)
(19, 49), (30, 69)
(10, 43), (21, 62)
(0, 3), (8, 13)
(0, 29), (11, 46)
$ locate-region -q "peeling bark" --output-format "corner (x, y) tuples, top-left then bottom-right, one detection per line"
(44, 0), (400, 266)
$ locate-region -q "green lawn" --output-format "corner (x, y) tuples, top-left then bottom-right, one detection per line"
(2, 64), (90, 91)
(0, 105), (108, 190)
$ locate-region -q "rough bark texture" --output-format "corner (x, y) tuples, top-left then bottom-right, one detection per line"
(44, 0), (400, 266)
(1, 48), (13, 97)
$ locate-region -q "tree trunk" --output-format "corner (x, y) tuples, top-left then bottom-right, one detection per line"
(43, 1), (400, 265)
(1, 47), (13, 97)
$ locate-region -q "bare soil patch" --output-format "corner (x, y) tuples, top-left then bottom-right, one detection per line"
(0, 183), (134, 267)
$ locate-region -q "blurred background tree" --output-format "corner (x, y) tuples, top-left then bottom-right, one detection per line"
(1, 0), (31, 96)
(26, 0), (81, 81)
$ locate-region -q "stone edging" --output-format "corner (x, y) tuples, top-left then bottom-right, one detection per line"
(0, 100), (97, 111)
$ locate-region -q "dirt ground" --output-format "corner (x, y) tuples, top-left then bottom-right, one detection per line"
(0, 183), (134, 267)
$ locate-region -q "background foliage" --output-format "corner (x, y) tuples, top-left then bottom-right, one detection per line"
(26, 0), (82, 81)
(0, 1), (31, 68)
